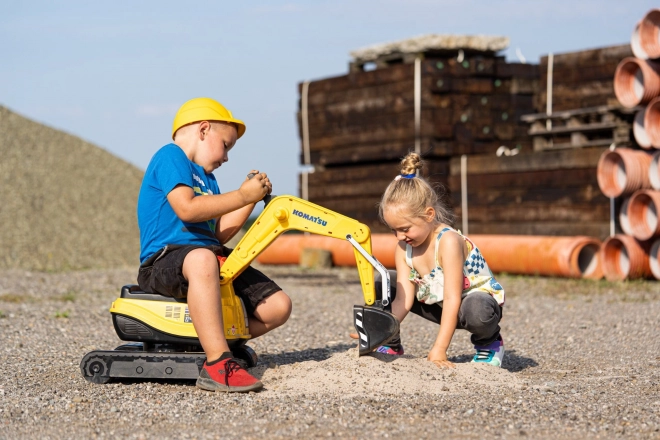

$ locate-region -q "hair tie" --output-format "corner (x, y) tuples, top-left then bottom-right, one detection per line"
(394, 173), (416, 181)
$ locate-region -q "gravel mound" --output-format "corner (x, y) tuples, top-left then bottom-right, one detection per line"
(0, 105), (143, 271)
(1, 266), (659, 438)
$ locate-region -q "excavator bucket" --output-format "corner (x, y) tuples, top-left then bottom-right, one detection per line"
(353, 306), (400, 356)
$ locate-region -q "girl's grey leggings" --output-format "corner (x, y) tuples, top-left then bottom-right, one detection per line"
(376, 270), (502, 346)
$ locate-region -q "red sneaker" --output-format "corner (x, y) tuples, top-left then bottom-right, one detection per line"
(196, 358), (263, 392)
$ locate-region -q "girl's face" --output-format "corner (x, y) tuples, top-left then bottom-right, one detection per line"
(383, 205), (436, 247)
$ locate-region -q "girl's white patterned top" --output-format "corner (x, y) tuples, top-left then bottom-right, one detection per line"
(405, 227), (505, 306)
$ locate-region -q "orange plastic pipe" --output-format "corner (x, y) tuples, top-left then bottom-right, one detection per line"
(600, 234), (652, 281)
(614, 57), (660, 108)
(469, 235), (603, 280)
(258, 233), (602, 279)
(597, 148), (652, 198)
(627, 189), (660, 241)
(639, 9), (660, 60)
(256, 234), (397, 268)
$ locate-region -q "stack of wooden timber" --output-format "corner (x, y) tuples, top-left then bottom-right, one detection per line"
(298, 35), (538, 233)
(535, 44), (633, 113)
(457, 44), (638, 239)
(448, 146), (610, 238)
(526, 45), (637, 153)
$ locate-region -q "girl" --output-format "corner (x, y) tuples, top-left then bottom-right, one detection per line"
(376, 152), (505, 368)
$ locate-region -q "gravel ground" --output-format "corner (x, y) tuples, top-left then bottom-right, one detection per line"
(1, 265), (659, 439)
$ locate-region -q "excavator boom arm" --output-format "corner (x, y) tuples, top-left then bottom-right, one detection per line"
(220, 196), (376, 305)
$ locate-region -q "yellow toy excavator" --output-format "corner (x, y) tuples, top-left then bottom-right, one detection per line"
(80, 195), (399, 384)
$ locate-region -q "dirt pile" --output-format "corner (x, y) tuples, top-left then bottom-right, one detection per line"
(253, 349), (521, 396)
(0, 105), (143, 270)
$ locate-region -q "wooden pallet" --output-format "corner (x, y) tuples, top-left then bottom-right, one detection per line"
(520, 105), (640, 151)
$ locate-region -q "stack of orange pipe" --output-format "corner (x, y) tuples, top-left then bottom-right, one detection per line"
(603, 10), (660, 281)
(257, 233), (603, 280)
(596, 149), (659, 280)
(618, 10), (660, 149)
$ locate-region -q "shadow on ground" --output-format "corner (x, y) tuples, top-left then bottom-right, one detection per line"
(258, 343), (354, 368)
(450, 350), (537, 372)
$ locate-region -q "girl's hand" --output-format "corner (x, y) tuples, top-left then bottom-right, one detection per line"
(427, 347), (455, 369)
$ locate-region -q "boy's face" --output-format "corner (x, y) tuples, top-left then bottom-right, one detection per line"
(198, 121), (238, 173)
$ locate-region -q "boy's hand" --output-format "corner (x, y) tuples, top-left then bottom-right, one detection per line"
(239, 170), (270, 204)
(246, 170), (272, 195)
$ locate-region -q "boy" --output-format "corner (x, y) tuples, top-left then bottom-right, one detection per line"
(136, 97), (292, 392)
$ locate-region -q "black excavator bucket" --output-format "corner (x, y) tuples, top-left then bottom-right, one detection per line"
(353, 305), (400, 355)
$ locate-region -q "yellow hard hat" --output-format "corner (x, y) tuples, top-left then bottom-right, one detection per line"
(171, 97), (246, 140)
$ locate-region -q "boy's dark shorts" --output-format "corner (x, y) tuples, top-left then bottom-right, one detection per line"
(137, 244), (281, 317)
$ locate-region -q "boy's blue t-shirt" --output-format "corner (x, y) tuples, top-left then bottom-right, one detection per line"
(137, 143), (221, 263)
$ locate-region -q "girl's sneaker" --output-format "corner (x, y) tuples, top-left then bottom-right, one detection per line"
(471, 335), (504, 367)
(375, 344), (404, 355)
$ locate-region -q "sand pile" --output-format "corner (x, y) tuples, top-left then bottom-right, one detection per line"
(253, 349), (521, 397)
(0, 105), (143, 271)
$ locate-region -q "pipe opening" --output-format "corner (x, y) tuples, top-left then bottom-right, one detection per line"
(616, 159), (627, 190)
(634, 109), (652, 148)
(602, 237), (629, 281)
(650, 239), (660, 279)
(615, 58), (660, 108)
(619, 197), (633, 235)
(598, 151), (629, 197)
(646, 198), (658, 232)
(651, 152), (660, 190)
(618, 245), (631, 276)
(634, 68), (645, 100)
(615, 60), (643, 107)
(576, 243), (600, 277)
(645, 98), (660, 147)
(630, 192), (653, 240)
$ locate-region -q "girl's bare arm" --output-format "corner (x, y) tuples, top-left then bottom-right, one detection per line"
(391, 242), (416, 323)
(427, 232), (467, 368)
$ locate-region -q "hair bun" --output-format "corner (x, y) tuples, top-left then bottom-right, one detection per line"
(400, 152), (423, 176)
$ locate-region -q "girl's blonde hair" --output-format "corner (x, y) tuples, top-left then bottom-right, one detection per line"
(378, 152), (455, 226)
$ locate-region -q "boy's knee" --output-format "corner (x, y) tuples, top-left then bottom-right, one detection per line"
(273, 292), (293, 323)
(182, 248), (220, 278)
(260, 291), (292, 327)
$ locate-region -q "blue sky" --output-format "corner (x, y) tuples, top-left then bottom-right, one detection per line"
(1, 1), (657, 203)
